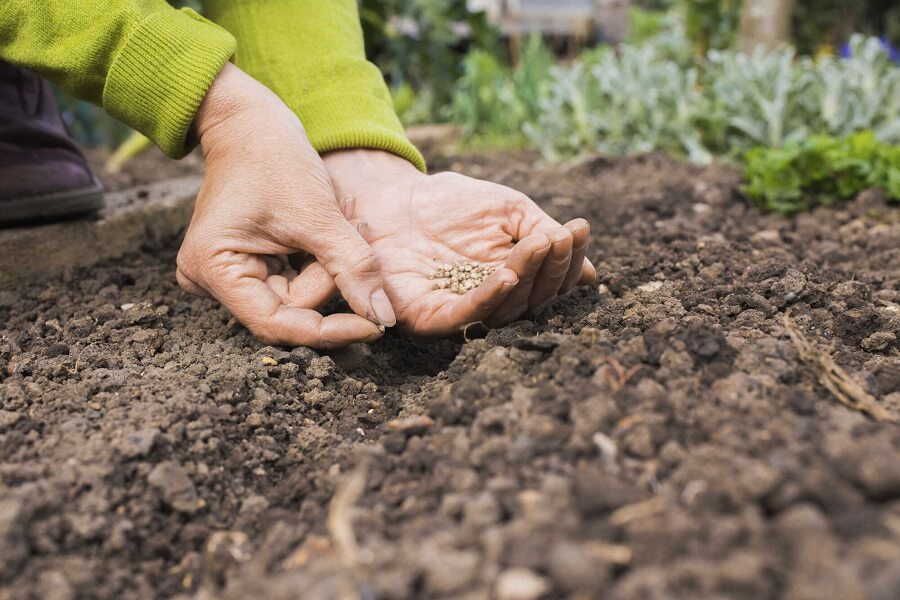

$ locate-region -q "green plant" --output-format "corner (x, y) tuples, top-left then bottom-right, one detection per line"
(744, 131), (900, 214)
(679, 0), (743, 54)
(449, 34), (553, 146)
(806, 35), (900, 142)
(360, 0), (498, 124)
(704, 46), (809, 156)
(525, 42), (711, 163)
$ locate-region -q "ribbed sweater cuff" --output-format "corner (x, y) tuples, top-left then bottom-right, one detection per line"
(298, 94), (427, 173)
(103, 8), (236, 159)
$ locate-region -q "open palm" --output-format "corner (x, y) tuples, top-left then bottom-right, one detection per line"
(335, 160), (596, 336)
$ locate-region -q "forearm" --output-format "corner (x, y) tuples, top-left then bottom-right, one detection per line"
(0, 0), (235, 158)
(204, 0), (426, 171)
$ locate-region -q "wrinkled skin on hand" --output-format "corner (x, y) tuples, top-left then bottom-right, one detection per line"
(323, 150), (597, 336)
(175, 64), (396, 348)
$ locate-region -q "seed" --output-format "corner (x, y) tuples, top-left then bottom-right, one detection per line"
(428, 260), (499, 295)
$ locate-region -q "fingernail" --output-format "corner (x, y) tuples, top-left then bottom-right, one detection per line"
(370, 289), (396, 327)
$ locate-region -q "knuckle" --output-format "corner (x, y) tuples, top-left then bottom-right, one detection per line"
(176, 244), (204, 283)
(332, 247), (380, 280)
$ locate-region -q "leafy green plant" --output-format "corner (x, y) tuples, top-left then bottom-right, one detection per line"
(679, 0), (743, 54)
(704, 46), (809, 156)
(360, 0), (498, 124)
(525, 42), (710, 163)
(449, 34), (553, 146)
(744, 131), (900, 213)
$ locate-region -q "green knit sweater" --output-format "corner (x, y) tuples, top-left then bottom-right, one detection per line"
(0, 0), (425, 170)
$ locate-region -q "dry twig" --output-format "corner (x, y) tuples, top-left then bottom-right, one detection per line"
(783, 312), (894, 422)
(327, 462), (368, 570)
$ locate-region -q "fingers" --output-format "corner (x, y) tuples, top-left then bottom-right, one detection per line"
(527, 226), (573, 315)
(190, 253), (381, 348)
(422, 268), (519, 336)
(579, 257), (597, 285)
(227, 264), (382, 348)
(485, 233), (551, 326)
(505, 196), (596, 313)
(284, 257), (338, 309)
(559, 219), (591, 294)
(311, 217), (396, 329)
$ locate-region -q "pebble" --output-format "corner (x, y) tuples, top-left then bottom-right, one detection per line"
(861, 331), (895, 352)
(495, 568), (550, 600)
(148, 461), (201, 514)
(117, 428), (159, 458)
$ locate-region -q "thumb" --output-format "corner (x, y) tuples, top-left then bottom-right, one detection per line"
(312, 219), (396, 328)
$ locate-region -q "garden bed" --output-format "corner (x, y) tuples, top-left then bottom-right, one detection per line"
(1, 152), (899, 599)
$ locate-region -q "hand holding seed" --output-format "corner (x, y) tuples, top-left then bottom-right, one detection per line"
(322, 150), (596, 336)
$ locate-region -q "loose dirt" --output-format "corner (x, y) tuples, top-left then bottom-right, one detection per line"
(2, 152), (899, 600)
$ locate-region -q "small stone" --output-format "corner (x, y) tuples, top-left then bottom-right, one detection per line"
(43, 343), (69, 358)
(116, 428), (159, 458)
(861, 331), (895, 352)
(548, 542), (611, 592)
(421, 548), (480, 595)
(573, 466), (640, 516)
(495, 568), (550, 600)
(0, 410), (23, 429)
(205, 531), (251, 581)
(385, 415), (434, 436)
(148, 461), (201, 514)
(260, 356), (278, 366)
(120, 303), (135, 311)
(637, 281), (664, 293)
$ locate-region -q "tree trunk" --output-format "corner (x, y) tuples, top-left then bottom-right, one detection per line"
(738, 0), (796, 54)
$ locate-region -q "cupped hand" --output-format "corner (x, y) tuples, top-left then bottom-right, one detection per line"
(323, 150), (596, 336)
(175, 65), (396, 348)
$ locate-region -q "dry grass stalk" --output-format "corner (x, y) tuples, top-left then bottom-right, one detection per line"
(326, 462), (368, 570)
(608, 497), (664, 526)
(783, 312), (894, 422)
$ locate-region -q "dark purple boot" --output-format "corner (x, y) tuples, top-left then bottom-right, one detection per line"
(0, 61), (103, 226)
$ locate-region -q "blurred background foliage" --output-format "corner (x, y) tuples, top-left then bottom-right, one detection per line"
(57, 0), (900, 152)
(359, 0), (499, 124)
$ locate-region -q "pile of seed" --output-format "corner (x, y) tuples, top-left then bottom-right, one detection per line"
(429, 261), (497, 294)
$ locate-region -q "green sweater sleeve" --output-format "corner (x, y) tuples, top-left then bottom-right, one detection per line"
(204, 0), (426, 172)
(0, 1), (235, 158)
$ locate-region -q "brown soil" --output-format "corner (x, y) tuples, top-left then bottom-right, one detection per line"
(2, 152), (899, 600)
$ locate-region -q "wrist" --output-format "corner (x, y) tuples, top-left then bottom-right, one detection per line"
(323, 149), (425, 200)
(194, 63), (286, 151)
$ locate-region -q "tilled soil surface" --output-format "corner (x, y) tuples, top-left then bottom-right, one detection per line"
(2, 154), (899, 600)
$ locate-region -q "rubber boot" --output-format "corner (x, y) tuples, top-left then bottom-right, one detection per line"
(0, 61), (103, 226)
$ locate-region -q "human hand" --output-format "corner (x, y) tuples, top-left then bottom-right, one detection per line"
(175, 64), (395, 348)
(322, 150), (596, 336)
